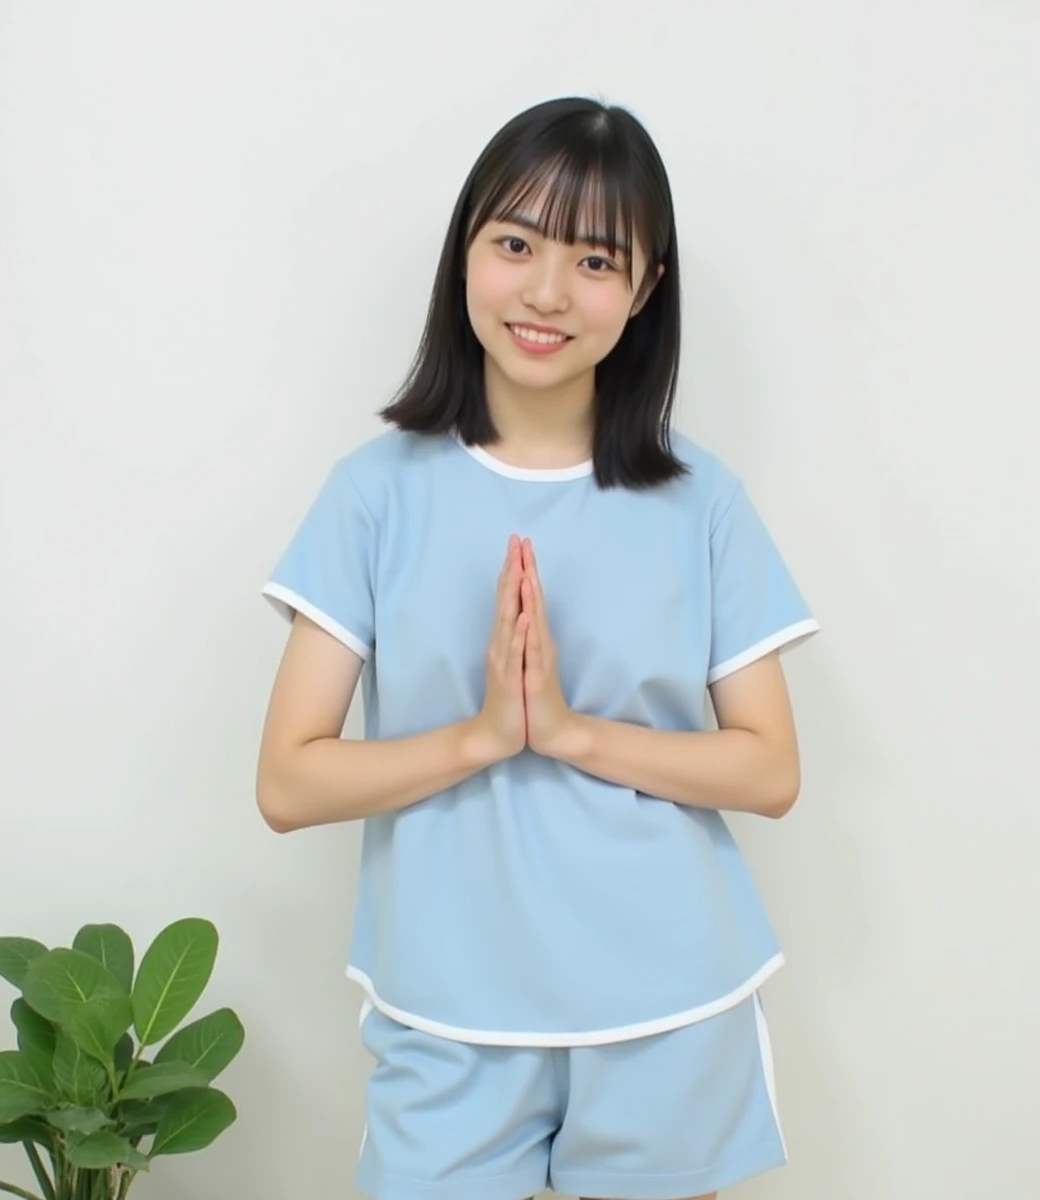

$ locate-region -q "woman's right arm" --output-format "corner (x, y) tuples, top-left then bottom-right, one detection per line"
(256, 536), (528, 832)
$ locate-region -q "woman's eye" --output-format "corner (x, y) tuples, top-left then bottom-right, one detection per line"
(584, 256), (617, 273)
(500, 237), (529, 255)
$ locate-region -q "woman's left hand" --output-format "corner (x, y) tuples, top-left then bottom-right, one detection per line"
(520, 539), (578, 758)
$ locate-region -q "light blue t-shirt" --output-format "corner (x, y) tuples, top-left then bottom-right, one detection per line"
(263, 428), (818, 1046)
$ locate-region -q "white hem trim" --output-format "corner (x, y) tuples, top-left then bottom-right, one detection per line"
(261, 582), (372, 661)
(344, 953), (784, 1047)
(454, 434), (593, 482)
(707, 618), (820, 685)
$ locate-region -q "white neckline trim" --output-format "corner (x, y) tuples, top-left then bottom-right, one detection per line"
(454, 434), (593, 482)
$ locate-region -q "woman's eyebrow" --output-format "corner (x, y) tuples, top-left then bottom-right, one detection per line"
(497, 211), (630, 255)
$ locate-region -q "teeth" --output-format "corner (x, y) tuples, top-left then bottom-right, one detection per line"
(511, 325), (567, 345)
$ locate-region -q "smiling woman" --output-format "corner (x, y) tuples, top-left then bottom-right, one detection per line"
(259, 95), (817, 1200)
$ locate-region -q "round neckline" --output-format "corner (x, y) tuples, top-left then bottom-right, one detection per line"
(453, 434), (593, 482)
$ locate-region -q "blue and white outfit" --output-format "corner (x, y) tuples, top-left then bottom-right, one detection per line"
(263, 428), (818, 1200)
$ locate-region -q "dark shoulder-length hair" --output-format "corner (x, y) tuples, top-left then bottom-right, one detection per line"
(379, 96), (686, 490)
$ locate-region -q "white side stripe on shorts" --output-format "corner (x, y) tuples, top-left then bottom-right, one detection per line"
(753, 993), (787, 1161)
(357, 999), (374, 1162)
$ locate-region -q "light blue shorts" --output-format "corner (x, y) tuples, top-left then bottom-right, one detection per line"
(356, 992), (787, 1200)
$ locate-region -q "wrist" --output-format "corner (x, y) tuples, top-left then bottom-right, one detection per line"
(540, 711), (597, 764)
(458, 716), (516, 771)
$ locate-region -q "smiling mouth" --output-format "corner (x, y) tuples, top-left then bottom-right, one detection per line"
(507, 323), (573, 347)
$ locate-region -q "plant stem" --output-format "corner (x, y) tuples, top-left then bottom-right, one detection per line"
(50, 1144), (69, 1200)
(0, 1181), (44, 1200)
(22, 1149), (54, 1200)
(124, 1038), (148, 1088)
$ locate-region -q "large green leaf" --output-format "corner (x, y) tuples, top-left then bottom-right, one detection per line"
(149, 1086), (235, 1156)
(132, 919), (217, 1047)
(67, 1129), (150, 1170)
(11, 998), (56, 1060)
(0, 1050), (54, 1124)
(155, 1008), (244, 1082)
(119, 1062), (209, 1101)
(22, 949), (131, 1067)
(73, 924), (135, 994)
(46, 1105), (114, 1135)
(21, 948), (128, 1020)
(116, 1098), (166, 1140)
(0, 1115), (52, 1146)
(0, 938), (47, 988)
(53, 1030), (107, 1107)
(65, 1001), (132, 1069)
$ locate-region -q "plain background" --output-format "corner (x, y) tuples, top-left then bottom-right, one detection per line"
(2, 2), (1038, 1197)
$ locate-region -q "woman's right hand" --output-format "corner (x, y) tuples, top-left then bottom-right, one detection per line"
(471, 535), (528, 763)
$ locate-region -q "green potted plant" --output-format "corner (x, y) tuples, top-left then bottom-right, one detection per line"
(0, 919), (244, 1200)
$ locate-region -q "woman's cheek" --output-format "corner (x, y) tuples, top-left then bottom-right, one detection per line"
(469, 255), (513, 306)
(581, 281), (634, 335)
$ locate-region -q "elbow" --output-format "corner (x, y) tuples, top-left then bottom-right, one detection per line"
(260, 807), (296, 835)
(255, 766), (299, 834)
(761, 760), (801, 820)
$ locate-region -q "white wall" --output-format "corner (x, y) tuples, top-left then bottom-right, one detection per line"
(2, 2), (1037, 1197)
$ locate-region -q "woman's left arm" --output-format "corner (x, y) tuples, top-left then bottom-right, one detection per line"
(520, 539), (802, 819)
(544, 654), (802, 819)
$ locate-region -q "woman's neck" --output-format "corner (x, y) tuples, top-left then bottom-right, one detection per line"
(482, 358), (594, 469)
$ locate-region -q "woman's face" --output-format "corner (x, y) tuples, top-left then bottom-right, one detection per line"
(464, 195), (659, 398)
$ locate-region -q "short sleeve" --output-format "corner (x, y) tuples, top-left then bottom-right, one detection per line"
(707, 483), (818, 684)
(261, 461), (376, 660)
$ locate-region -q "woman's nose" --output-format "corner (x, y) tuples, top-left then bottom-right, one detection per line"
(521, 256), (570, 314)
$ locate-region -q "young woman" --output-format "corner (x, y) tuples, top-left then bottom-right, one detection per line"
(258, 96), (818, 1200)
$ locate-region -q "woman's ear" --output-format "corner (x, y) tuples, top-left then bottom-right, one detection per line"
(630, 262), (665, 318)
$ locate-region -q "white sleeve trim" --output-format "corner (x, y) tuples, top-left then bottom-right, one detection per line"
(707, 617), (820, 685)
(261, 582), (372, 661)
(344, 954), (784, 1047)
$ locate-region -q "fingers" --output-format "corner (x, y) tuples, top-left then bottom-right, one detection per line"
(494, 535), (546, 665)
(520, 539), (544, 626)
(494, 536), (523, 658)
(524, 593), (540, 654)
(497, 534), (518, 592)
(520, 542), (542, 661)
(509, 611), (528, 676)
(521, 576), (534, 625)
(497, 535), (520, 619)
